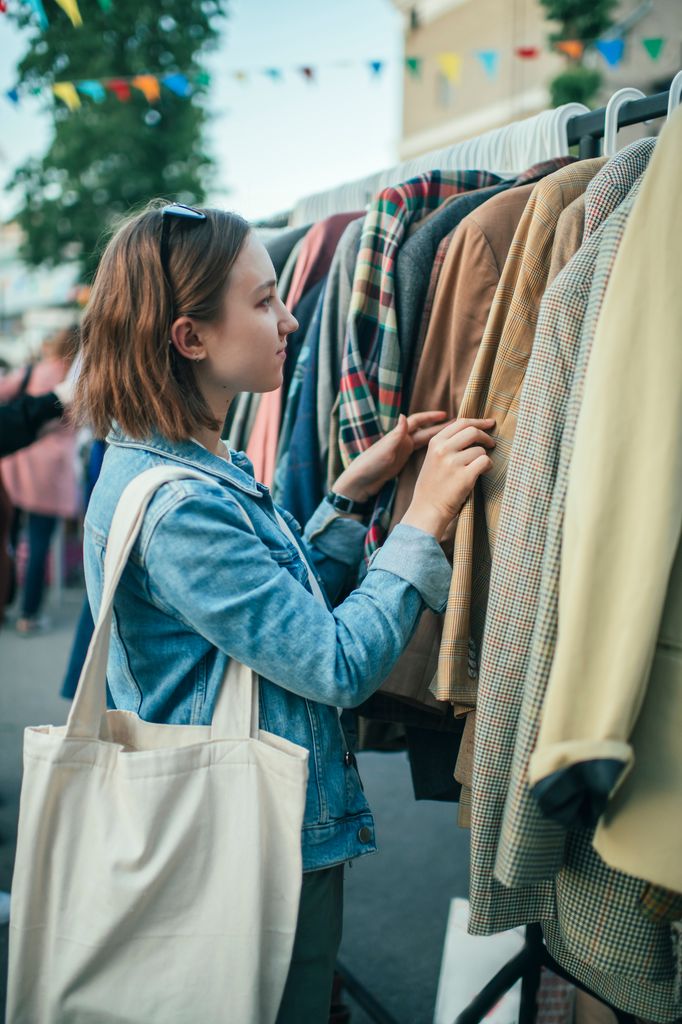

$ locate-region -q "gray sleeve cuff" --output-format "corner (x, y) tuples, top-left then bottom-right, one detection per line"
(303, 499), (368, 566)
(368, 524), (451, 613)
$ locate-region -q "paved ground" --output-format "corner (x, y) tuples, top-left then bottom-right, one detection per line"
(0, 586), (471, 1024)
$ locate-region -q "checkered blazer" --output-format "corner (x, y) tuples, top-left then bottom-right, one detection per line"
(468, 141), (679, 1020)
(436, 159), (606, 705)
(337, 169), (500, 559)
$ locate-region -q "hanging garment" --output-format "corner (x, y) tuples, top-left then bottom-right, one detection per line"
(337, 169), (501, 559)
(488, 141), (657, 895)
(248, 216), (358, 486)
(378, 183), (537, 714)
(280, 301), (326, 527)
(469, 140), (655, 918)
(273, 280), (326, 512)
(465, 141), (681, 1021)
(317, 219), (364, 486)
(435, 158), (606, 708)
(263, 224), (312, 281)
(527, 112), (682, 895)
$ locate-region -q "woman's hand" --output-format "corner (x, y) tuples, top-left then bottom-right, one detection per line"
(332, 411), (451, 502)
(402, 418), (496, 539)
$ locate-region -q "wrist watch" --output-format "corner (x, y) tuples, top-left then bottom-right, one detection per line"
(325, 490), (373, 516)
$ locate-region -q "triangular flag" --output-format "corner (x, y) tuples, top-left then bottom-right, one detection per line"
(0, 2), (8, 14)
(5, 87), (20, 104)
(642, 37), (665, 61)
(515, 46), (540, 59)
(595, 38), (625, 66)
(27, 0), (48, 28)
(234, 70), (248, 83)
(194, 70), (211, 87)
(53, 82), (81, 110)
(405, 56), (422, 78)
(369, 60), (384, 77)
(555, 40), (584, 59)
(300, 66), (315, 82)
(96, 0), (112, 9)
(77, 80), (106, 102)
(107, 78), (131, 101)
(53, 0), (82, 27)
(437, 53), (461, 82)
(132, 75), (161, 102)
(264, 68), (283, 81)
(476, 50), (500, 78)
(163, 73), (192, 97)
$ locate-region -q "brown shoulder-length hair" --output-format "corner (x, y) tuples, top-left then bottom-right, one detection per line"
(75, 201), (250, 441)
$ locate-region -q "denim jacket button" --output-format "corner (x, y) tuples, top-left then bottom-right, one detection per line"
(343, 751), (356, 768)
(357, 826), (373, 844)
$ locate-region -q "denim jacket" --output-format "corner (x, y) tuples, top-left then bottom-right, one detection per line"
(84, 429), (451, 872)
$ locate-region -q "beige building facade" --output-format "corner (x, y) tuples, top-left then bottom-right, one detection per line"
(391, 0), (682, 159)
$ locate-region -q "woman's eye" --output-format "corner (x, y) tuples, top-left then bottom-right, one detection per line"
(260, 296), (272, 308)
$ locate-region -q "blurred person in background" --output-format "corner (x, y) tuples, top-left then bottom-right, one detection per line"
(0, 326), (81, 635)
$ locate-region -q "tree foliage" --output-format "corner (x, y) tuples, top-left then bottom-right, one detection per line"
(540, 0), (618, 108)
(7, 0), (228, 280)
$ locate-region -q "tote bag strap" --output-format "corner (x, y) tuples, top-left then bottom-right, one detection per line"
(65, 466), (258, 741)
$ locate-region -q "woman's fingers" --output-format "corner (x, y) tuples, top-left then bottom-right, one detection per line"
(411, 423), (453, 448)
(430, 416), (496, 442)
(406, 410), (449, 433)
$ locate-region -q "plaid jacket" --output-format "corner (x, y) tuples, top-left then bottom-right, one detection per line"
(337, 169), (501, 559)
(468, 142), (680, 1020)
(436, 159), (606, 705)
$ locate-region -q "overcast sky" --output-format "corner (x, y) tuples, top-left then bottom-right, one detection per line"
(0, 0), (404, 223)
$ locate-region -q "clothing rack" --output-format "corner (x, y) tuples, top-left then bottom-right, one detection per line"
(567, 87), (670, 157)
(331, 83), (675, 1024)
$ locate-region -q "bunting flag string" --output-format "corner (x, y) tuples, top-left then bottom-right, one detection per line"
(4, 35), (676, 111)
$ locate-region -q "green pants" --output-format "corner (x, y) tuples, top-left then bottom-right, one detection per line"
(276, 865), (344, 1024)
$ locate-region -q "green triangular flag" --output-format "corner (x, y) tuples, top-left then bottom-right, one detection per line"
(405, 57), (422, 78)
(97, 0), (112, 10)
(195, 71), (211, 87)
(642, 37), (665, 61)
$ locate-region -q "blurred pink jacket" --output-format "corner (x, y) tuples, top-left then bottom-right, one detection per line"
(0, 358), (80, 518)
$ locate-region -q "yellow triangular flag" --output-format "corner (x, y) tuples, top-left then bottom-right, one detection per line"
(437, 53), (461, 82)
(53, 0), (82, 26)
(132, 75), (161, 103)
(53, 82), (81, 110)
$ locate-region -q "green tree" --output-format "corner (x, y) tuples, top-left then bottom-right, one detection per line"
(7, 0), (228, 280)
(540, 0), (618, 108)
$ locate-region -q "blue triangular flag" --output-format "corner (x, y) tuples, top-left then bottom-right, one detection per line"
(596, 38), (625, 66)
(163, 73), (192, 97)
(476, 50), (500, 78)
(6, 88), (20, 105)
(369, 60), (384, 77)
(264, 68), (283, 81)
(77, 80), (107, 102)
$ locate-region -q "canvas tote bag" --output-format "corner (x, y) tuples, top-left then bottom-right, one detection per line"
(6, 466), (310, 1024)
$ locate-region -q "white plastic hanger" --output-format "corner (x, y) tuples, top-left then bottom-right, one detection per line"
(667, 69), (682, 117)
(603, 87), (646, 156)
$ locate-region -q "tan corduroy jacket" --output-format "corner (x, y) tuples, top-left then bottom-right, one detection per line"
(528, 108), (682, 894)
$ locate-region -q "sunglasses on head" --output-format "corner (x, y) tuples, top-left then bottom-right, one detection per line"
(159, 203), (207, 315)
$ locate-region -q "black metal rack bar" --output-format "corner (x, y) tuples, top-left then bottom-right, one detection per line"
(565, 88), (669, 158)
(333, 84), (673, 1024)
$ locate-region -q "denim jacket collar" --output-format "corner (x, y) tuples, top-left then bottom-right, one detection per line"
(106, 426), (265, 499)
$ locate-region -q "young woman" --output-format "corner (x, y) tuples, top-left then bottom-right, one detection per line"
(76, 201), (495, 1024)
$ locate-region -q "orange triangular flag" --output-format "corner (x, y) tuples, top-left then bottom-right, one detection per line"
(132, 75), (161, 103)
(556, 40), (584, 59)
(53, 0), (82, 26)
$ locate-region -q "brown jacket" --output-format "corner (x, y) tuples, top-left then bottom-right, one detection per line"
(379, 185), (536, 709)
(436, 159), (606, 706)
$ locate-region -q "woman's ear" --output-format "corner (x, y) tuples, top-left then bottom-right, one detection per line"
(169, 317), (205, 362)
